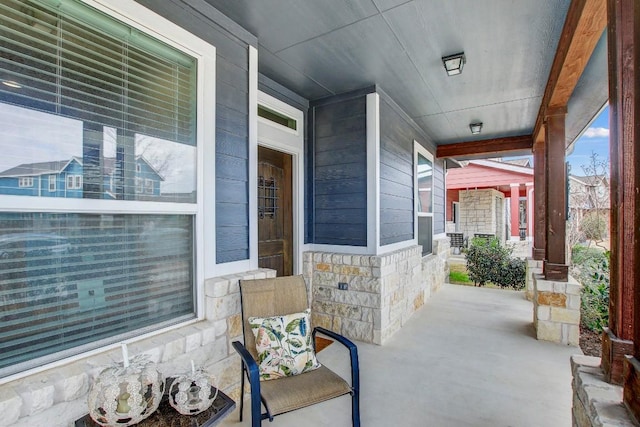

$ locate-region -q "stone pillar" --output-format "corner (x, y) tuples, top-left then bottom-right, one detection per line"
(543, 108), (569, 281)
(526, 182), (534, 240)
(509, 183), (520, 241)
(607, 0), (640, 412)
(532, 273), (580, 345)
(571, 355), (635, 427)
(525, 258), (543, 301)
(532, 140), (546, 260)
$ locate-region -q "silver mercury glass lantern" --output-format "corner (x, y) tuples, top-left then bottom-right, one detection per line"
(88, 344), (164, 426)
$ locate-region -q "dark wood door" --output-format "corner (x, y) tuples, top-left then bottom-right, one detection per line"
(258, 146), (293, 276)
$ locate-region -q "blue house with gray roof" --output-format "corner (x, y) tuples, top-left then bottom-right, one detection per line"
(0, 156), (163, 199)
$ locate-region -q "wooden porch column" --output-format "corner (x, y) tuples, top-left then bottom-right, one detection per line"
(525, 183), (534, 240)
(607, 0), (640, 400)
(532, 140), (546, 260)
(543, 108), (568, 281)
(509, 184), (520, 240)
(603, 0), (635, 385)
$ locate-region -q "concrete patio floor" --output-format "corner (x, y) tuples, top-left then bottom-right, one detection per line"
(221, 283), (581, 427)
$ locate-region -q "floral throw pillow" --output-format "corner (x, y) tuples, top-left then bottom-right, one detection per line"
(248, 309), (321, 381)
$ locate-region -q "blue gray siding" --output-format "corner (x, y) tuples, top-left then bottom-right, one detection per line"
(378, 90), (442, 246)
(311, 94), (368, 246)
(135, 0), (254, 264)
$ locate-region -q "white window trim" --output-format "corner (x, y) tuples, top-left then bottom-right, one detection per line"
(19, 177), (33, 187)
(415, 141), (434, 256)
(0, 0), (216, 381)
(254, 89), (305, 275)
(144, 178), (154, 194)
(48, 174), (56, 192)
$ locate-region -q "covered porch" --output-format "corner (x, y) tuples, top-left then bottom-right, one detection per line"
(2, 0), (640, 426)
(220, 284), (578, 427)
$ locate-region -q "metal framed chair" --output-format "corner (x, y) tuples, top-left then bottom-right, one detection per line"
(232, 275), (360, 427)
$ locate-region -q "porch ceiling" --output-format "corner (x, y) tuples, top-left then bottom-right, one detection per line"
(205, 0), (607, 150)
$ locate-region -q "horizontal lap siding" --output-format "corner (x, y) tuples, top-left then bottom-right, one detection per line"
(313, 96), (367, 246)
(379, 98), (415, 246)
(135, 0), (251, 264)
(216, 52), (249, 263)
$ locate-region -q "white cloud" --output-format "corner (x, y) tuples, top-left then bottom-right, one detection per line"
(583, 127), (609, 138)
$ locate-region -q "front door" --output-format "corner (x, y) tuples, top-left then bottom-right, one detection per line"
(258, 146), (293, 276)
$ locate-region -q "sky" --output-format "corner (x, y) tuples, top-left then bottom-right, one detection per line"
(566, 106), (610, 176)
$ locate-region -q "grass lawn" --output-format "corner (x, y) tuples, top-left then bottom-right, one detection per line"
(449, 263), (472, 285)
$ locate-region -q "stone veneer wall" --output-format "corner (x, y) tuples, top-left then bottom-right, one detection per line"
(525, 258), (544, 301)
(533, 273), (581, 346)
(0, 268), (275, 427)
(571, 355), (636, 427)
(305, 239), (449, 345)
(459, 189), (505, 242)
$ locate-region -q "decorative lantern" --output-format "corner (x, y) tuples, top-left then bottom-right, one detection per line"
(168, 360), (218, 415)
(88, 344), (164, 427)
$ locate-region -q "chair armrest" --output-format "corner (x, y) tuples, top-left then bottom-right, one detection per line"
(232, 341), (264, 424)
(232, 341), (260, 382)
(313, 326), (357, 352)
(313, 327), (359, 393)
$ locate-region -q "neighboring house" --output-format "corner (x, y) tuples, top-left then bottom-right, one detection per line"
(446, 159), (534, 244)
(568, 174), (610, 239)
(0, 157), (84, 198)
(0, 156), (163, 199)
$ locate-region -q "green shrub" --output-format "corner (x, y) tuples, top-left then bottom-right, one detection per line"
(571, 245), (609, 332)
(495, 257), (526, 290)
(465, 237), (525, 289)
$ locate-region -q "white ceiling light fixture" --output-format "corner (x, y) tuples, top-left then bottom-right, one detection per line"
(469, 122), (483, 134)
(442, 52), (466, 76)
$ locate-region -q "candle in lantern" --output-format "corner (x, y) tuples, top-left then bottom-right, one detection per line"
(116, 392), (131, 414)
(187, 385), (201, 405)
(121, 343), (129, 368)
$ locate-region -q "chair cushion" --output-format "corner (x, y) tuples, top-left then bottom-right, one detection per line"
(248, 309), (321, 381)
(260, 365), (352, 416)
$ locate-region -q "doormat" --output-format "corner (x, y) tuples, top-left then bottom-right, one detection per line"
(315, 336), (333, 353)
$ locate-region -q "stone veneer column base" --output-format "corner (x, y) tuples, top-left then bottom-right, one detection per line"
(305, 239), (450, 345)
(533, 273), (581, 345)
(525, 258), (543, 301)
(571, 355), (636, 427)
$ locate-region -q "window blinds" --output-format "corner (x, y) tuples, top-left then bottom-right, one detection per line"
(0, 212), (195, 373)
(0, 0), (197, 145)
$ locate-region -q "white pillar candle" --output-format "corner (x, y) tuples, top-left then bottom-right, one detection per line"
(191, 359), (195, 374)
(121, 343), (129, 368)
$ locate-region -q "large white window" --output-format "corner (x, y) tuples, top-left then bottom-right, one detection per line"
(415, 142), (434, 256)
(0, 0), (209, 377)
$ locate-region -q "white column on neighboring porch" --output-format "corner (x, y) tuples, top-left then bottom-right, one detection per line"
(510, 183), (520, 241)
(526, 182), (534, 241)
